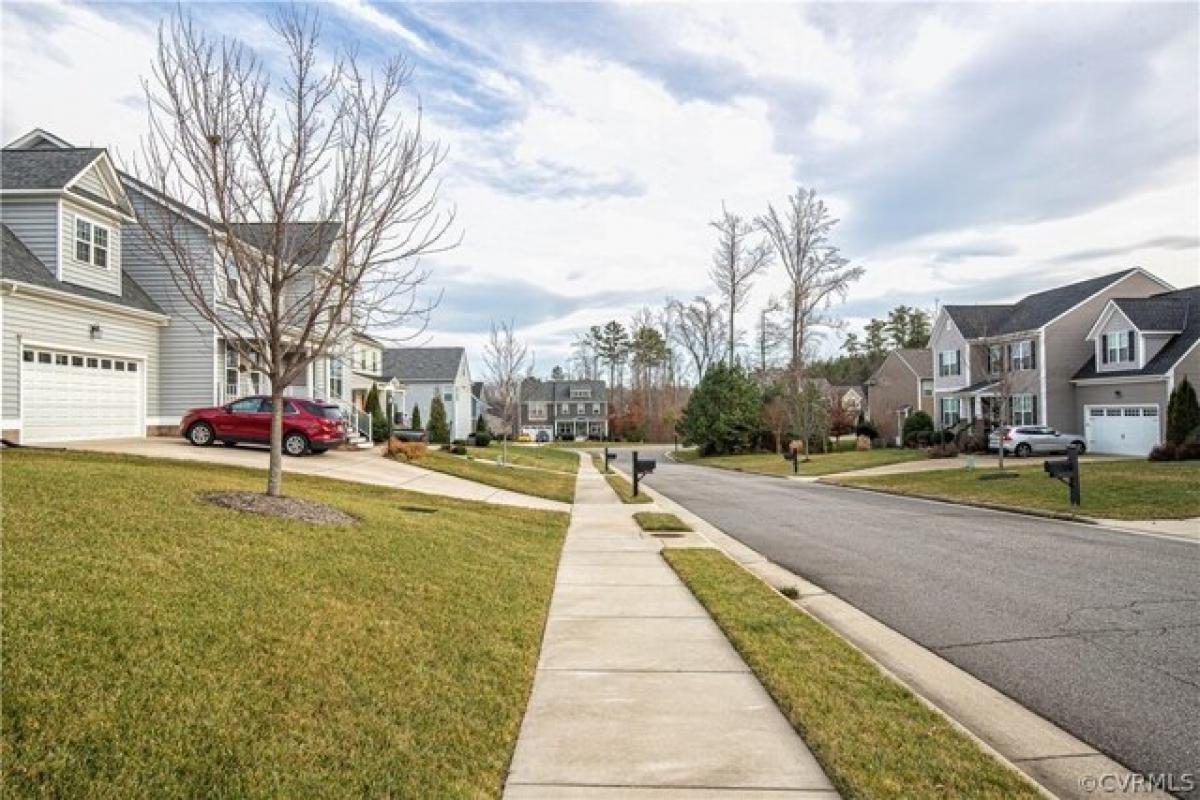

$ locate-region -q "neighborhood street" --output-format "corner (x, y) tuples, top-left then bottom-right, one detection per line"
(636, 447), (1200, 794)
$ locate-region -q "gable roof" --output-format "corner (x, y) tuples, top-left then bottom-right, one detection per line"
(1, 224), (165, 316)
(520, 379), (608, 402)
(893, 348), (932, 377)
(229, 222), (341, 266)
(1072, 286), (1200, 380)
(1112, 296), (1188, 332)
(944, 269), (1145, 338)
(1, 147), (104, 191)
(382, 347), (465, 382)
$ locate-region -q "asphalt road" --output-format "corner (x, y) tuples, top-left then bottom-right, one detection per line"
(632, 447), (1200, 797)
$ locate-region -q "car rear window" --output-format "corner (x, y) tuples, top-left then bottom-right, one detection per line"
(303, 402), (343, 420)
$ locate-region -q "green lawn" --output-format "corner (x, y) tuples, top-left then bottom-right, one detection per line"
(834, 460), (1200, 520)
(665, 549), (1040, 800)
(407, 450), (576, 503)
(2, 449), (568, 798)
(467, 444), (580, 474)
(680, 447), (928, 477)
(633, 511), (692, 532)
(605, 471), (653, 504)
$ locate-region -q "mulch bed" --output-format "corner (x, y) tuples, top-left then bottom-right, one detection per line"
(203, 491), (358, 526)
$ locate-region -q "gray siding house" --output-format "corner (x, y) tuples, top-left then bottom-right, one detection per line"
(519, 378), (608, 440)
(928, 267), (1178, 454)
(382, 347), (473, 441)
(1, 127), (379, 444)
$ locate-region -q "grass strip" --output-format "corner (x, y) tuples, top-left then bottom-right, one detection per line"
(833, 459), (1199, 520)
(467, 444), (580, 474)
(684, 448), (927, 477)
(404, 450), (576, 503)
(3, 449), (568, 798)
(663, 549), (1041, 800)
(633, 511), (692, 532)
(605, 471), (653, 504)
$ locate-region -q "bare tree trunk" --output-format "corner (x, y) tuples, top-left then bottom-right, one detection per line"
(268, 390), (284, 497)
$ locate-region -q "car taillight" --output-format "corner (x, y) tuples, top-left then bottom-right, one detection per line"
(1002, 433), (1012, 442)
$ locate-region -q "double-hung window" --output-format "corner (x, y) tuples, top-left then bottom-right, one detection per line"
(1011, 394), (1037, 425)
(1009, 340), (1034, 371)
(987, 344), (1004, 374)
(939, 397), (961, 427)
(329, 359), (344, 399)
(938, 349), (961, 377)
(920, 379), (933, 397)
(75, 217), (110, 268)
(224, 346), (240, 400)
(1102, 331), (1134, 365)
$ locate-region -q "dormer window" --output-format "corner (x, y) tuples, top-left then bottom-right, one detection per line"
(1102, 331), (1135, 365)
(75, 217), (109, 268)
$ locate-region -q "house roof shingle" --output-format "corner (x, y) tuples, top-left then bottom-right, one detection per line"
(229, 222), (340, 266)
(892, 348), (933, 377)
(520, 379), (608, 402)
(1, 147), (104, 190)
(945, 269), (1140, 338)
(1, 224), (165, 316)
(382, 347), (465, 383)
(1112, 296), (1188, 332)
(1072, 286), (1200, 380)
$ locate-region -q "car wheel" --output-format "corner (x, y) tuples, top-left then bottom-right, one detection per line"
(1071, 441), (1086, 454)
(1015, 443), (1032, 457)
(283, 431), (309, 457)
(188, 422), (215, 447)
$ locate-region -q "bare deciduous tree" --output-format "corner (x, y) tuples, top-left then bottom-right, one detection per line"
(483, 319), (531, 436)
(133, 8), (454, 496)
(709, 202), (772, 364)
(753, 295), (787, 373)
(756, 187), (863, 376)
(667, 296), (726, 381)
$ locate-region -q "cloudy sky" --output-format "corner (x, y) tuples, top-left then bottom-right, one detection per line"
(3, 1), (1197, 376)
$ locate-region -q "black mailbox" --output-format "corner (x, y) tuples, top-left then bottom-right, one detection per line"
(1043, 446), (1081, 506)
(630, 451), (656, 496)
(602, 447), (617, 474)
(782, 446), (800, 473)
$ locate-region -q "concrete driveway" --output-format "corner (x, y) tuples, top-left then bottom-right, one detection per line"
(52, 437), (570, 512)
(637, 446), (1200, 799)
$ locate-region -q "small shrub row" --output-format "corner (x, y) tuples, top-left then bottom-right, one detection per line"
(928, 443), (959, 459)
(1148, 441), (1200, 461)
(386, 438), (428, 461)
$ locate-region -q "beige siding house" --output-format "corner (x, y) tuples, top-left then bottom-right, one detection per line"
(866, 348), (933, 445)
(926, 267), (1188, 455)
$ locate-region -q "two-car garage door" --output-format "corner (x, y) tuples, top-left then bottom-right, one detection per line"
(1084, 405), (1160, 456)
(21, 346), (144, 443)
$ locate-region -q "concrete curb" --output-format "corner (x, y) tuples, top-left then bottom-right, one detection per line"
(629, 477), (1170, 800)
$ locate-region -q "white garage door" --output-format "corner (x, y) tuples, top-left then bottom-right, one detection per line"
(1084, 405), (1160, 456)
(21, 346), (144, 443)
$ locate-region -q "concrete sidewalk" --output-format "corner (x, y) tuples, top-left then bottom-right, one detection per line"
(51, 437), (569, 512)
(504, 455), (837, 798)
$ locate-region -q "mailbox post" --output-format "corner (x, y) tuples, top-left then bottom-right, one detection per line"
(1043, 445), (1081, 506)
(603, 447), (617, 474)
(782, 445), (799, 475)
(631, 450), (656, 496)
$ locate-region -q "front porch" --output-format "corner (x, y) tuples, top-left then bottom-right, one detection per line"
(554, 418), (607, 440)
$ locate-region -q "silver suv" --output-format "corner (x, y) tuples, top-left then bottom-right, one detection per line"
(988, 425), (1086, 457)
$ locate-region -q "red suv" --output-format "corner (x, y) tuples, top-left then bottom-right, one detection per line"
(180, 396), (346, 456)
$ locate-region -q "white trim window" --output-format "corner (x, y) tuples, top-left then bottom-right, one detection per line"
(920, 379), (934, 397)
(570, 387), (592, 399)
(939, 397), (961, 427)
(75, 216), (110, 268)
(1012, 394), (1037, 425)
(224, 345), (240, 400)
(329, 359), (344, 399)
(528, 402), (547, 421)
(1102, 331), (1135, 365)
(1009, 339), (1035, 371)
(938, 349), (961, 377)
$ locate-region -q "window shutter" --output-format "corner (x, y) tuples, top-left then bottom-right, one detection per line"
(1030, 339), (1037, 369)
(1032, 395), (1039, 424)
(1101, 334), (1109, 364)
(1128, 331), (1136, 363)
